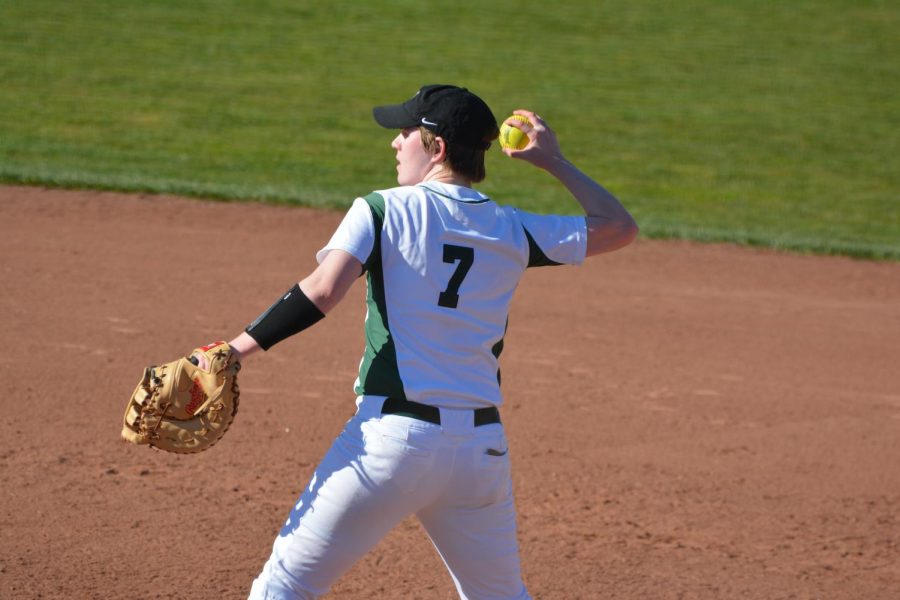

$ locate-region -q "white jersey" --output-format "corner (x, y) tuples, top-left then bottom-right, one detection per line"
(317, 181), (586, 409)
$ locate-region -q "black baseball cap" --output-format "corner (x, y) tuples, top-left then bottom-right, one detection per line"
(373, 84), (499, 150)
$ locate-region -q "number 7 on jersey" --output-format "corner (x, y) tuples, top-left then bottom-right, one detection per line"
(438, 244), (474, 309)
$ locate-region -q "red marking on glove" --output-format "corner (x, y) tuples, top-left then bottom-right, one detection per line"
(185, 378), (207, 415)
(199, 341), (226, 352)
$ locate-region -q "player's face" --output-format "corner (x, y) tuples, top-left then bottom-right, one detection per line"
(392, 127), (436, 185)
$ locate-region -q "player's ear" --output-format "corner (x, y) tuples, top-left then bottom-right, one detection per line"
(432, 136), (448, 163)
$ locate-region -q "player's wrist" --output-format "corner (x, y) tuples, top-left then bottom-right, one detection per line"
(225, 334), (256, 361)
(542, 154), (573, 175)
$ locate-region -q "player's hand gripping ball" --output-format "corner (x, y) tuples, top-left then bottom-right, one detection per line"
(499, 115), (532, 150)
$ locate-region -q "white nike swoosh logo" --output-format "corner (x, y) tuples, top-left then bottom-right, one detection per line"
(421, 118), (438, 126)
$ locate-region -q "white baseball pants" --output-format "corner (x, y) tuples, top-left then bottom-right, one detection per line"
(248, 396), (530, 600)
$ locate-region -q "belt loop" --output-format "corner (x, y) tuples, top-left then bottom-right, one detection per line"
(437, 407), (469, 434)
(355, 396), (387, 420)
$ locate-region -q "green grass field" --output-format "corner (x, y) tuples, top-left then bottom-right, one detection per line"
(1, 1), (897, 259)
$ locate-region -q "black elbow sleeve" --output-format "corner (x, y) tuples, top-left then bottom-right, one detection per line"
(245, 284), (325, 350)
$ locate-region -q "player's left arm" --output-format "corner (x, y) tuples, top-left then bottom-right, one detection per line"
(225, 249), (363, 362)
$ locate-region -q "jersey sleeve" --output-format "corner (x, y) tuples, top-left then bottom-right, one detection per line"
(515, 210), (588, 267)
(316, 197), (377, 265)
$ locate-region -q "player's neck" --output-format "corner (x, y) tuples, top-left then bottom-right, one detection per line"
(421, 165), (472, 188)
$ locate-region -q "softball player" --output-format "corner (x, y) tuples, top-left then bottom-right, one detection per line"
(225, 84), (638, 599)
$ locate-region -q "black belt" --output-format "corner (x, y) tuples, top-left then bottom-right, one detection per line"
(381, 397), (500, 427)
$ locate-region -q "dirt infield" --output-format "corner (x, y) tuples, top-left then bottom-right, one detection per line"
(1, 184), (898, 599)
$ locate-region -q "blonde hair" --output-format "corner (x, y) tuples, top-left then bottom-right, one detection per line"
(419, 126), (495, 183)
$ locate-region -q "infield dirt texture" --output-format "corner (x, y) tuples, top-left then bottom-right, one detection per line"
(1, 185), (898, 599)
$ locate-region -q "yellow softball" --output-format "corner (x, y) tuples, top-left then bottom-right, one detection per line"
(499, 115), (532, 150)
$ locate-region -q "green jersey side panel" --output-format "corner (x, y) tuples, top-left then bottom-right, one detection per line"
(355, 193), (406, 400)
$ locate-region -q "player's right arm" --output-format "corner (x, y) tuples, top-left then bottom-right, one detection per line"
(502, 110), (638, 257)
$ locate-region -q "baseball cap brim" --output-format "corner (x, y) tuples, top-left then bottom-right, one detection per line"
(372, 104), (418, 129)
